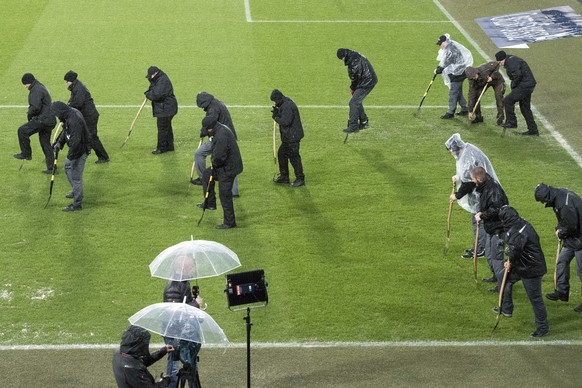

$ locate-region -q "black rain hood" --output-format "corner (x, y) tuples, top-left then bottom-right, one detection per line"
(51, 101), (71, 122)
(196, 92), (214, 110)
(499, 205), (521, 231)
(534, 183), (554, 207)
(119, 325), (151, 357)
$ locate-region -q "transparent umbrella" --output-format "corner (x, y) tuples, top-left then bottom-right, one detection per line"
(149, 239), (241, 281)
(128, 302), (230, 345)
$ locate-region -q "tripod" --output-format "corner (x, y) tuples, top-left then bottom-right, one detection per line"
(177, 363), (202, 388)
(243, 307), (252, 388)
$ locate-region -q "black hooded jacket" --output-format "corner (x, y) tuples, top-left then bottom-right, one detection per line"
(67, 79), (99, 119)
(476, 173), (509, 235)
(112, 325), (169, 388)
(210, 122), (243, 182)
(27, 80), (57, 126)
(273, 96), (304, 144)
(499, 206), (547, 278)
(145, 70), (178, 118)
(536, 185), (582, 250)
(52, 102), (92, 160)
(196, 92), (237, 139)
(341, 49), (378, 90)
(504, 55), (536, 90)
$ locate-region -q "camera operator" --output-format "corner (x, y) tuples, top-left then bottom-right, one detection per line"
(112, 325), (173, 387)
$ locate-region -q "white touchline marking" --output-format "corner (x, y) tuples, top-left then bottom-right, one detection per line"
(2, 340), (582, 351)
(432, 0), (582, 169)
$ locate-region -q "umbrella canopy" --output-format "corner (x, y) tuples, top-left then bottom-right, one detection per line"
(128, 302), (230, 345)
(150, 240), (241, 281)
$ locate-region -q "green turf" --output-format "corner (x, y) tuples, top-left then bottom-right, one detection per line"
(2, 0), (582, 351)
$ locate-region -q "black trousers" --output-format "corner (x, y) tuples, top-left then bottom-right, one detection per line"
(278, 141), (304, 180)
(156, 116), (175, 151)
(85, 114), (109, 160)
(202, 168), (236, 227)
(504, 86), (538, 132)
(18, 120), (55, 169)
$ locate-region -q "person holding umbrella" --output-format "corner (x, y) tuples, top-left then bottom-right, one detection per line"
(64, 70), (110, 163)
(145, 66), (178, 154)
(270, 89), (305, 187)
(14, 73), (57, 173)
(112, 325), (173, 387)
(336, 48), (377, 133)
(51, 101), (91, 212)
(496, 205), (549, 337)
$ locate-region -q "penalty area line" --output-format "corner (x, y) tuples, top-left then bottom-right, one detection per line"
(2, 340), (582, 351)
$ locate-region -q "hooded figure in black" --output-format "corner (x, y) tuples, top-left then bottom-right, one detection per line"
(498, 205), (549, 337)
(472, 166), (509, 289)
(112, 325), (172, 388)
(270, 89), (305, 187)
(191, 92), (239, 196)
(495, 50), (538, 135)
(145, 66), (178, 154)
(14, 73), (57, 173)
(51, 101), (91, 212)
(535, 183), (582, 310)
(336, 48), (377, 133)
(65, 70), (109, 163)
(198, 116), (243, 229)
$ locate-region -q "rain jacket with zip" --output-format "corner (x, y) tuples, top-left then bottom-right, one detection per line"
(27, 80), (57, 126)
(475, 173), (509, 235)
(535, 184), (582, 250)
(112, 325), (170, 388)
(145, 70), (178, 118)
(196, 92), (236, 139)
(52, 102), (91, 160)
(341, 49), (378, 90)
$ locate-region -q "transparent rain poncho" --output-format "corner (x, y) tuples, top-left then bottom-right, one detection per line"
(436, 33), (473, 88)
(445, 133), (500, 213)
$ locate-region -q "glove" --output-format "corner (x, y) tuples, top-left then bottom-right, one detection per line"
(435, 66), (444, 74)
(271, 105), (280, 117)
(350, 88), (355, 95)
(53, 143), (61, 152)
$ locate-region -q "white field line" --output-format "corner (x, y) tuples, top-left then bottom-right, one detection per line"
(244, 0), (449, 24)
(0, 104), (481, 110)
(2, 340), (582, 351)
(432, 0), (582, 169)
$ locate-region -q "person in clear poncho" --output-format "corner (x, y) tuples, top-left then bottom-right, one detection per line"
(445, 133), (501, 282)
(435, 33), (473, 119)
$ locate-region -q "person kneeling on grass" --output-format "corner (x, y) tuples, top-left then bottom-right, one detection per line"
(113, 325), (173, 388)
(51, 101), (91, 212)
(497, 205), (549, 338)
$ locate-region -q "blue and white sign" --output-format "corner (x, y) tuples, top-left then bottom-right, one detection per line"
(476, 6), (582, 48)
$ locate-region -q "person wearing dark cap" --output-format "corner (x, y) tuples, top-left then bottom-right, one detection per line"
(464, 61), (505, 125)
(64, 70), (110, 164)
(434, 34), (473, 119)
(270, 89), (305, 187)
(145, 66), (178, 154)
(495, 51), (539, 136)
(192, 92), (239, 197)
(14, 73), (57, 173)
(112, 325), (173, 387)
(51, 101), (92, 212)
(497, 205), (549, 337)
(197, 116), (243, 229)
(336, 48), (377, 133)
(534, 183), (582, 311)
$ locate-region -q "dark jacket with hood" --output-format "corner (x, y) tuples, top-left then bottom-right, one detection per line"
(67, 79), (99, 119)
(145, 70), (178, 118)
(499, 206), (547, 278)
(535, 184), (582, 250)
(163, 280), (197, 306)
(339, 49), (378, 90)
(465, 61), (505, 89)
(273, 96), (304, 144)
(196, 92), (236, 139)
(27, 80), (57, 126)
(208, 122), (243, 182)
(476, 173), (509, 235)
(504, 55), (536, 90)
(112, 325), (169, 388)
(52, 102), (91, 160)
